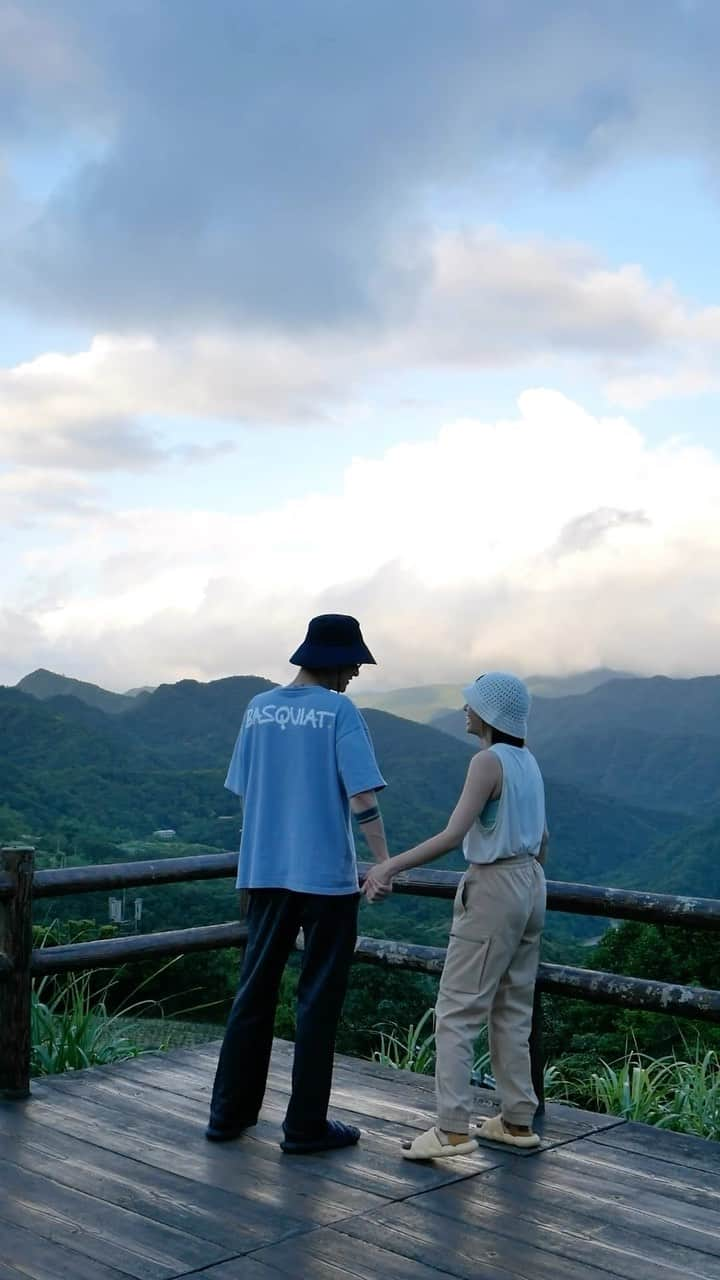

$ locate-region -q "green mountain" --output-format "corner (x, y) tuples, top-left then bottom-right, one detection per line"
(434, 675), (720, 815)
(121, 675), (275, 766)
(356, 685), (464, 723)
(356, 669), (634, 724)
(0, 686), (155, 773)
(639, 815), (720, 900)
(16, 668), (139, 715)
(524, 668), (635, 698)
(530, 674), (720, 738)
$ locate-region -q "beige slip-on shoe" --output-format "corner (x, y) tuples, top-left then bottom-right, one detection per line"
(475, 1115), (541, 1148)
(401, 1126), (478, 1161)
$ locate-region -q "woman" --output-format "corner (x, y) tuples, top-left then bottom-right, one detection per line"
(363, 671), (548, 1159)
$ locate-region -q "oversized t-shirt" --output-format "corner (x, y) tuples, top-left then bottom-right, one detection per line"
(225, 685), (386, 894)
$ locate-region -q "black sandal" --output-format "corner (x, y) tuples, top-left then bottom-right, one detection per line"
(205, 1117), (257, 1142)
(280, 1120), (361, 1154)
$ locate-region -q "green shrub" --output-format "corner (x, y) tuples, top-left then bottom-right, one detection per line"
(588, 1045), (719, 1139)
(31, 971), (145, 1076)
(373, 1007), (436, 1074)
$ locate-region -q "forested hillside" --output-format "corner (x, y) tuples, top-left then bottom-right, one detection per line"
(433, 674), (720, 815)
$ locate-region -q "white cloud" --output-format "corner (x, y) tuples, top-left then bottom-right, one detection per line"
(4, 390), (719, 689)
(2, 229), (719, 476)
(0, 466), (103, 525)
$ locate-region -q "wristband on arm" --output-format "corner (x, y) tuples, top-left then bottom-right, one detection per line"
(355, 804), (380, 825)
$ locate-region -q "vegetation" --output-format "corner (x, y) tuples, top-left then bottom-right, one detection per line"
(373, 1006), (437, 1074)
(30, 972), (145, 1075)
(589, 1045), (720, 1139)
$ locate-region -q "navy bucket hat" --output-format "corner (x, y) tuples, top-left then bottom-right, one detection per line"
(290, 614), (376, 667)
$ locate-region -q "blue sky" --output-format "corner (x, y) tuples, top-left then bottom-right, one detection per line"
(1, 0), (719, 690)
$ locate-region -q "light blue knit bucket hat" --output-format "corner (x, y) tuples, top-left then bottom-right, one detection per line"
(462, 672), (531, 739)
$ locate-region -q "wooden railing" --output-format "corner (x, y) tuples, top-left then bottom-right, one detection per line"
(1, 844), (719, 1102)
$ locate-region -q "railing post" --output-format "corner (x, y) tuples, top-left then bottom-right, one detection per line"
(530, 986), (545, 1116)
(0, 846), (34, 1100)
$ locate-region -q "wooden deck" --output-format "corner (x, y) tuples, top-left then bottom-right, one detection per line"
(0, 1040), (718, 1279)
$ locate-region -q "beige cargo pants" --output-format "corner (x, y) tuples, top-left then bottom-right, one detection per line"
(435, 856), (546, 1131)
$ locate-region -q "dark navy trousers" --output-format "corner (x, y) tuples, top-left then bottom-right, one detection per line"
(209, 888), (359, 1139)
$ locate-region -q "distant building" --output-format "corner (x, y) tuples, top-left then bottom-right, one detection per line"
(152, 829), (177, 840)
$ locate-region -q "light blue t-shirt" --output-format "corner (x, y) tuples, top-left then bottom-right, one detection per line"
(225, 685), (386, 895)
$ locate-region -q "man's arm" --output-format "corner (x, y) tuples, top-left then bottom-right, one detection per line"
(350, 790), (390, 864)
(537, 826), (549, 868)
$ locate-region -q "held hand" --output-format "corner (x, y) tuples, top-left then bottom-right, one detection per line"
(362, 861), (394, 903)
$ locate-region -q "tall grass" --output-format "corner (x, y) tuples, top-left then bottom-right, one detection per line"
(29, 919), (227, 1074)
(372, 1007), (436, 1074)
(590, 1046), (720, 1140)
(30, 971), (146, 1075)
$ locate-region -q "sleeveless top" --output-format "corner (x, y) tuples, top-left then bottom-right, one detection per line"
(462, 743), (546, 865)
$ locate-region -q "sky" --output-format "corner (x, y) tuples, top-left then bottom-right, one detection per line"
(1, 0), (719, 693)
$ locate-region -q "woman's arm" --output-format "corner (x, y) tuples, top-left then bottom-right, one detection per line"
(362, 751), (501, 901)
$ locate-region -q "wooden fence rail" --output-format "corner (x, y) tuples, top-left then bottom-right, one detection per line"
(2, 853), (719, 928)
(2, 844), (720, 1101)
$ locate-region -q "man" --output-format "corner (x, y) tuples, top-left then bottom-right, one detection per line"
(207, 614), (389, 1154)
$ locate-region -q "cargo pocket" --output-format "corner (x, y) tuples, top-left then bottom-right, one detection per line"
(441, 930), (492, 995)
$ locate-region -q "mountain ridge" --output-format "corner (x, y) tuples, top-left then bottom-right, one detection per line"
(16, 668), (139, 715)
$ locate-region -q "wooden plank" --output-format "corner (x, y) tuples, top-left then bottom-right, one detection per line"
(581, 1135), (720, 1196)
(246, 1226), (464, 1280)
(0, 1117), (294, 1253)
(117, 1051), (437, 1124)
(33, 1072), (491, 1200)
(419, 1171), (720, 1279)
(0, 1207), (162, 1280)
(531, 1139), (720, 1216)
(337, 1204), (626, 1280)
(0, 1157), (231, 1279)
(26, 1075), (461, 1212)
(0, 1098), (387, 1224)
(394, 1192), (671, 1280)
(0, 1258), (78, 1280)
(591, 1120), (720, 1175)
(507, 1148), (720, 1247)
(190, 1260), (299, 1279)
